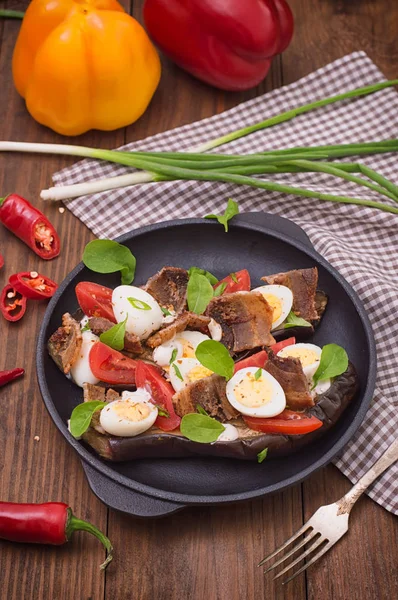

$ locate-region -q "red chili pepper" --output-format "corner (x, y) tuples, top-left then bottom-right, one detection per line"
(9, 271), (58, 300)
(0, 368), (24, 387)
(0, 254), (4, 269)
(143, 0), (294, 91)
(1, 284), (27, 322)
(0, 502), (113, 569)
(0, 194), (60, 260)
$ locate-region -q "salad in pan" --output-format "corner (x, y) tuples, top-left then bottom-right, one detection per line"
(48, 241), (358, 463)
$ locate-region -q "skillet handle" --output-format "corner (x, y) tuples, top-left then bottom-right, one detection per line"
(82, 462), (185, 518)
(236, 212), (313, 249)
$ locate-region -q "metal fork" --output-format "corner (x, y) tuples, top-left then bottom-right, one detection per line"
(259, 437), (398, 584)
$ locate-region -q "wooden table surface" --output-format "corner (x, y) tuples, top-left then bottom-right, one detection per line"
(1, 1), (397, 598)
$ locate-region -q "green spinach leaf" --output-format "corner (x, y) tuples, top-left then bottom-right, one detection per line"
(195, 340), (234, 381)
(99, 316), (127, 351)
(70, 401), (106, 438)
(188, 266), (218, 286)
(204, 198), (239, 232)
(187, 272), (214, 314)
(284, 310), (312, 329)
(83, 239), (136, 285)
(180, 413), (225, 443)
(312, 344), (348, 387)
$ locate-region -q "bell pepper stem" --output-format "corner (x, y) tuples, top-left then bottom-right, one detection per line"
(0, 10), (24, 19)
(65, 510), (113, 570)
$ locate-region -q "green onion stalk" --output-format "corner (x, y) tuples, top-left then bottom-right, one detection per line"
(0, 10), (24, 19)
(0, 79), (397, 213)
(1, 139), (398, 213)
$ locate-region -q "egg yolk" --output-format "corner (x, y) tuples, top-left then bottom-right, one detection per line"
(111, 401), (151, 422)
(279, 347), (319, 367)
(234, 373), (273, 408)
(178, 338), (196, 358)
(262, 293), (283, 324)
(186, 365), (213, 383)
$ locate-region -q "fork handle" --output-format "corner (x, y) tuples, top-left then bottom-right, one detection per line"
(336, 437), (398, 515)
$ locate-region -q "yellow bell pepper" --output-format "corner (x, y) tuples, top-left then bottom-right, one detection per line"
(12, 0), (161, 136)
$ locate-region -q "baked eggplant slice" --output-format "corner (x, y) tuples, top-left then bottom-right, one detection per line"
(81, 362), (358, 461)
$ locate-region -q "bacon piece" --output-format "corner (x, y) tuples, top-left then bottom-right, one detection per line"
(83, 383), (121, 404)
(48, 313), (82, 374)
(264, 352), (314, 409)
(173, 373), (239, 421)
(262, 267), (319, 322)
(205, 291), (275, 353)
(145, 266), (189, 312)
(146, 312), (210, 348)
(88, 317), (143, 354)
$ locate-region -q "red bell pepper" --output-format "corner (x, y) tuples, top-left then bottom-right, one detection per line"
(0, 502), (113, 569)
(0, 194), (60, 260)
(1, 284), (27, 322)
(9, 271), (58, 300)
(143, 0), (294, 91)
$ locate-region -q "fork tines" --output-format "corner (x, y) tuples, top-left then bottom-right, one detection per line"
(258, 524), (331, 584)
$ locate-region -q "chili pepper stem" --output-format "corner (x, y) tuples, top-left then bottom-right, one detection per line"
(66, 510), (113, 570)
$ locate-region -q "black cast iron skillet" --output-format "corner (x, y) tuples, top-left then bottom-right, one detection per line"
(36, 213), (376, 517)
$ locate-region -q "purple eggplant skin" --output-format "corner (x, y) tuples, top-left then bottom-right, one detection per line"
(81, 362), (359, 462)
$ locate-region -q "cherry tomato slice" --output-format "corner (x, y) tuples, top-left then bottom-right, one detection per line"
(89, 341), (137, 384)
(1, 284), (27, 322)
(214, 269), (251, 294)
(234, 350), (268, 373)
(9, 271), (58, 300)
(76, 282), (116, 323)
(243, 410), (323, 435)
(135, 361), (181, 431)
(269, 337), (296, 354)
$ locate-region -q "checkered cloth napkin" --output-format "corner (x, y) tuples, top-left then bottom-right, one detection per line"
(54, 51), (398, 514)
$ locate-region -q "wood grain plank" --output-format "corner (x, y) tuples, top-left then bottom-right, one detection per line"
(283, 0), (398, 82)
(105, 490), (305, 600)
(303, 466), (398, 599)
(0, 1), (127, 597)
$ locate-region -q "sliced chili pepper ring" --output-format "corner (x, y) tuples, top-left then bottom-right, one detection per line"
(9, 271), (58, 300)
(1, 284), (27, 322)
